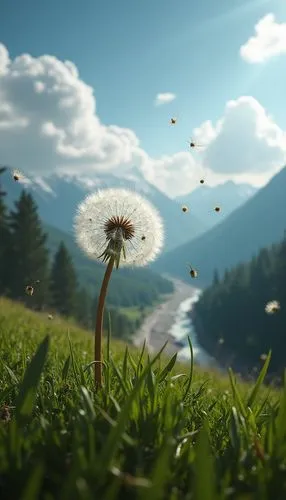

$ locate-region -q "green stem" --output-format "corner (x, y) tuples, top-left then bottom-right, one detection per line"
(94, 256), (115, 388)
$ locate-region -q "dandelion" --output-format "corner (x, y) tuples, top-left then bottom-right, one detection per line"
(181, 205), (188, 213)
(265, 300), (280, 314)
(74, 188), (164, 387)
(48, 314), (53, 320)
(260, 353), (267, 361)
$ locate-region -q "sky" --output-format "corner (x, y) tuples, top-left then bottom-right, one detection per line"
(0, 0), (286, 198)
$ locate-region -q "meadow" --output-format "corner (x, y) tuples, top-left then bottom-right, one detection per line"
(0, 297), (285, 500)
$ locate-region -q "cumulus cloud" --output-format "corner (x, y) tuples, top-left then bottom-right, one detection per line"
(154, 92), (176, 106)
(240, 13), (286, 63)
(0, 43), (285, 198)
(194, 96), (286, 177)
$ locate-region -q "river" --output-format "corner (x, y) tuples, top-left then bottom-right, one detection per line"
(168, 290), (218, 368)
(133, 278), (220, 370)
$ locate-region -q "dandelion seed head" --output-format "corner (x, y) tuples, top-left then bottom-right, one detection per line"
(74, 188), (164, 267)
(265, 300), (280, 314)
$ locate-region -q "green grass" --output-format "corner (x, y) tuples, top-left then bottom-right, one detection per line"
(119, 297), (168, 322)
(0, 297), (285, 500)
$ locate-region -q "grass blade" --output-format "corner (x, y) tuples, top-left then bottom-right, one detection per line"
(247, 350), (271, 408)
(183, 336), (194, 401)
(15, 335), (49, 421)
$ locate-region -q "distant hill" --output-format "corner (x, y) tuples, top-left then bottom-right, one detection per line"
(2, 168), (207, 253)
(154, 166), (286, 287)
(175, 181), (258, 231)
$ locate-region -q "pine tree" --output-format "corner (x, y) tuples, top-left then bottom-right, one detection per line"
(212, 269), (220, 286)
(8, 190), (50, 309)
(0, 166), (10, 295)
(76, 287), (92, 329)
(50, 241), (78, 317)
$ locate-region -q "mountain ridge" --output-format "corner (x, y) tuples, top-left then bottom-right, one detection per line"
(154, 166), (286, 287)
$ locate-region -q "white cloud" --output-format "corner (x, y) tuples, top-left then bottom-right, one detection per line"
(240, 13), (286, 63)
(154, 92), (176, 106)
(0, 43), (285, 199)
(194, 96), (286, 178)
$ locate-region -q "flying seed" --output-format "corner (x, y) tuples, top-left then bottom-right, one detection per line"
(25, 285), (34, 296)
(265, 300), (280, 314)
(181, 205), (188, 213)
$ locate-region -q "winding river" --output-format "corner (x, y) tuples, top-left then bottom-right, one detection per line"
(168, 290), (218, 368)
(134, 279), (221, 370)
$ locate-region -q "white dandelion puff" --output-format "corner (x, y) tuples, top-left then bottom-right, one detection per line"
(265, 300), (280, 314)
(74, 188), (164, 267)
(73, 187), (164, 387)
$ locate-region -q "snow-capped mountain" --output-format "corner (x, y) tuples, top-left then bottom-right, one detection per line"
(3, 168), (208, 253)
(175, 180), (258, 230)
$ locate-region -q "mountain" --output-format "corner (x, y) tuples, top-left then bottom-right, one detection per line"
(154, 166), (286, 287)
(175, 181), (258, 231)
(43, 223), (174, 308)
(2, 168), (207, 253)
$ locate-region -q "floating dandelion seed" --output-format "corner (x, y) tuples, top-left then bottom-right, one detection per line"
(170, 118), (177, 124)
(187, 139), (204, 149)
(25, 285), (34, 296)
(200, 179), (205, 184)
(141, 235), (146, 241)
(265, 300), (280, 314)
(181, 205), (188, 213)
(74, 188), (164, 387)
(187, 264), (198, 278)
(214, 206), (221, 212)
(260, 353), (267, 361)
(13, 169), (21, 181)
(48, 314), (53, 320)
(218, 338), (224, 345)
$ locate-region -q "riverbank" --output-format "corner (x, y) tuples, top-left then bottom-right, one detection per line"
(133, 278), (198, 356)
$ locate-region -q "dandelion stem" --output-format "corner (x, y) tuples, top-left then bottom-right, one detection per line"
(94, 256), (115, 387)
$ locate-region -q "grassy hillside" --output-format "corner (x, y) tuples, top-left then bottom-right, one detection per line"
(1, 298), (285, 499)
(44, 222), (174, 307)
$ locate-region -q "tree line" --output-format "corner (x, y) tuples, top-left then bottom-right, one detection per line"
(192, 232), (286, 378)
(0, 167), (141, 340)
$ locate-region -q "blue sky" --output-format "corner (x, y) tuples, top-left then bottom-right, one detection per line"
(0, 0), (285, 196)
(0, 0), (284, 156)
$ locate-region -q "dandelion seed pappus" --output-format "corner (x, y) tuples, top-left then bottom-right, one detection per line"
(187, 264), (198, 278)
(25, 285), (34, 296)
(265, 300), (280, 314)
(187, 138), (204, 149)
